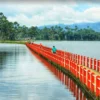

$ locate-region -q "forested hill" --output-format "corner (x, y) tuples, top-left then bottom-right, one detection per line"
(0, 12), (100, 41)
(39, 22), (100, 32)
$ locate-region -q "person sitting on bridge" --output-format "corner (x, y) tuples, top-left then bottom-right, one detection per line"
(52, 46), (57, 54)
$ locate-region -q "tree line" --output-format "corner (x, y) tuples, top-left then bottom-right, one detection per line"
(0, 12), (100, 41)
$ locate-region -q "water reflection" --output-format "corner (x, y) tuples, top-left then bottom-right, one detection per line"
(30, 49), (88, 100)
(0, 44), (76, 100)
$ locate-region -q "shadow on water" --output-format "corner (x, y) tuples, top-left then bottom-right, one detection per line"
(0, 52), (9, 69)
(0, 44), (27, 70)
(30, 49), (90, 100)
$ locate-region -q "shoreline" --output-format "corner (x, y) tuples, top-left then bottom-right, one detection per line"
(0, 40), (27, 44)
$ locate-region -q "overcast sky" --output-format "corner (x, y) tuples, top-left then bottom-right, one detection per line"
(0, 0), (100, 27)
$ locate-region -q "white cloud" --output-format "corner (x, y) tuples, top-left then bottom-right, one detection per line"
(83, 7), (100, 21)
(1, 3), (99, 26)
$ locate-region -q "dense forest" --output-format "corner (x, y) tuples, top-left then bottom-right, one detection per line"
(0, 12), (100, 41)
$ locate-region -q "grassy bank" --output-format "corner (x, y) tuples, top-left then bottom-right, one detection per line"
(0, 40), (27, 44)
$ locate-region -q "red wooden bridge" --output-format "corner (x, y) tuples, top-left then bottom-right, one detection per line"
(26, 42), (100, 98)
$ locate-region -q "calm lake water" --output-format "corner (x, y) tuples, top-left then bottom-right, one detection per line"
(36, 41), (100, 59)
(0, 43), (76, 100)
(0, 41), (99, 100)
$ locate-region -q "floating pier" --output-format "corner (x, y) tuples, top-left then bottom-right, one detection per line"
(26, 43), (100, 99)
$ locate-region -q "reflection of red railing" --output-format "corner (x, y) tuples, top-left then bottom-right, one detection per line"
(29, 47), (87, 100)
(50, 66), (87, 100)
(26, 43), (100, 97)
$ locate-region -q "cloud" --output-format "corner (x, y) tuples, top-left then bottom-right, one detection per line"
(0, 3), (100, 26)
(0, 0), (79, 4)
(83, 7), (100, 21)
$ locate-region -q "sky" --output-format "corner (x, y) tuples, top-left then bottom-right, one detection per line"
(0, 0), (100, 27)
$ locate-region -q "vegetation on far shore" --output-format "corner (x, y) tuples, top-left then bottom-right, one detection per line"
(0, 40), (26, 44)
(0, 12), (100, 41)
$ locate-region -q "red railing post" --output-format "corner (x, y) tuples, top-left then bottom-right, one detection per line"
(94, 59), (97, 71)
(90, 58), (93, 69)
(97, 60), (100, 72)
(96, 76), (100, 96)
(91, 72), (95, 92)
(83, 68), (86, 84)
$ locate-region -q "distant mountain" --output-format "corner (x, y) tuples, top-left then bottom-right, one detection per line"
(38, 22), (100, 32)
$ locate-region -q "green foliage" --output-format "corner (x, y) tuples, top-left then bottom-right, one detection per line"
(0, 12), (100, 41)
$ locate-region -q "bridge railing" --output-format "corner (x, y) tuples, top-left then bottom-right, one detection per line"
(26, 43), (100, 97)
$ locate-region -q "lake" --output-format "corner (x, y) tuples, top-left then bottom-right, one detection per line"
(0, 41), (99, 100)
(0, 43), (76, 100)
